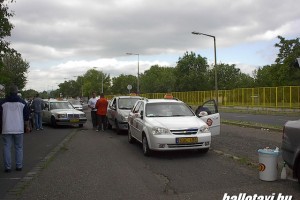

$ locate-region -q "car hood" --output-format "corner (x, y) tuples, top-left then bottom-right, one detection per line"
(147, 116), (206, 130)
(51, 109), (85, 114)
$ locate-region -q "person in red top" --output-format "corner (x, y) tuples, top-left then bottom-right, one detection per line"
(95, 93), (108, 132)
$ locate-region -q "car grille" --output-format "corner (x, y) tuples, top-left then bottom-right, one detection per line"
(68, 114), (80, 119)
(168, 142), (205, 148)
(170, 129), (198, 135)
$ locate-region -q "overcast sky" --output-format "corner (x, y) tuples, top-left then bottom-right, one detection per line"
(7, 0), (300, 92)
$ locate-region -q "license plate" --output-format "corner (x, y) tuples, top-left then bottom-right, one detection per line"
(70, 119), (79, 123)
(176, 137), (198, 144)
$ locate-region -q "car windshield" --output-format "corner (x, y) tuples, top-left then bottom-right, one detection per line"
(50, 102), (74, 110)
(146, 102), (194, 117)
(68, 99), (81, 105)
(118, 98), (140, 109)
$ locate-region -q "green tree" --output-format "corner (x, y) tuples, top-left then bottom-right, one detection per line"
(140, 65), (176, 93)
(174, 51), (210, 91)
(0, 0), (15, 68)
(81, 69), (111, 97)
(275, 35), (300, 66)
(0, 52), (30, 93)
(254, 36), (300, 87)
(211, 63), (254, 90)
(111, 74), (137, 95)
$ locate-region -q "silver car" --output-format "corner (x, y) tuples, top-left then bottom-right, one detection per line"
(42, 99), (87, 128)
(106, 96), (142, 134)
(281, 119), (300, 183)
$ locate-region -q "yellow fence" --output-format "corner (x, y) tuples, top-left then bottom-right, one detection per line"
(139, 86), (300, 109)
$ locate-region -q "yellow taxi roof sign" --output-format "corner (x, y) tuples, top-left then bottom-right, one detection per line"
(164, 93), (173, 99)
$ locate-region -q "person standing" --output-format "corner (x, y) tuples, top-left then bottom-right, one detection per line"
(0, 85), (30, 173)
(88, 92), (98, 129)
(31, 93), (44, 130)
(95, 93), (108, 132)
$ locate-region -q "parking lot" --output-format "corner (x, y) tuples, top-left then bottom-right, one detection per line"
(1, 113), (299, 199)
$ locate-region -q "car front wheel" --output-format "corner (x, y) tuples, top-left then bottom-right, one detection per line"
(115, 121), (121, 135)
(142, 134), (152, 156)
(128, 127), (134, 144)
(297, 160), (300, 184)
(51, 116), (57, 128)
(197, 148), (209, 154)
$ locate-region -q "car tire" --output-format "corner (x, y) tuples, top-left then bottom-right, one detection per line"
(115, 121), (121, 135)
(142, 134), (152, 156)
(107, 121), (112, 130)
(197, 148), (209, 154)
(51, 116), (57, 128)
(128, 127), (134, 144)
(297, 160), (300, 184)
(79, 124), (83, 128)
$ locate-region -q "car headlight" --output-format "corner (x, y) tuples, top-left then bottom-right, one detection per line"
(79, 114), (86, 118)
(199, 125), (210, 133)
(57, 114), (67, 118)
(152, 127), (170, 135)
(120, 115), (128, 122)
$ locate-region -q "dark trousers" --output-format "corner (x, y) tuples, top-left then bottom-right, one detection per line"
(91, 111), (97, 128)
(97, 115), (107, 131)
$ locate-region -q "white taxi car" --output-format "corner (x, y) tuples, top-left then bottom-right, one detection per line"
(127, 98), (220, 156)
(42, 99), (87, 128)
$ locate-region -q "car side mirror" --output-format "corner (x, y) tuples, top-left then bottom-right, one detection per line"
(140, 110), (144, 119)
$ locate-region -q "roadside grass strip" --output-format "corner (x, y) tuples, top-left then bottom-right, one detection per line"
(221, 119), (282, 132)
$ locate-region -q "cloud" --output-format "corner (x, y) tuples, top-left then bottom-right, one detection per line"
(6, 0), (300, 91)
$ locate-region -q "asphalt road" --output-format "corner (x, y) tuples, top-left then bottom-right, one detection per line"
(1, 112), (299, 200)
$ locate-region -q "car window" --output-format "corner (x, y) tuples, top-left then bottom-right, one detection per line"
(132, 101), (142, 113)
(118, 98), (140, 109)
(69, 99), (81, 105)
(146, 102), (194, 117)
(50, 102), (73, 109)
(111, 98), (116, 108)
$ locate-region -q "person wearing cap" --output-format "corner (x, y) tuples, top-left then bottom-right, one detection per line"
(0, 85), (30, 173)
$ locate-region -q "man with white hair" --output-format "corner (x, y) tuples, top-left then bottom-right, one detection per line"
(0, 85), (30, 173)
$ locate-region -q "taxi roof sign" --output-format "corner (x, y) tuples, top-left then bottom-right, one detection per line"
(164, 93), (173, 99)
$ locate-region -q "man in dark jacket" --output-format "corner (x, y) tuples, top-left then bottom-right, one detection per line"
(31, 93), (44, 130)
(0, 85), (30, 173)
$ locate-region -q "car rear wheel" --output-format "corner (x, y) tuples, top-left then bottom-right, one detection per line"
(128, 127), (134, 144)
(197, 148), (209, 154)
(142, 134), (151, 156)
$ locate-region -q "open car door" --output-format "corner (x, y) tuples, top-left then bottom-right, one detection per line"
(195, 99), (220, 136)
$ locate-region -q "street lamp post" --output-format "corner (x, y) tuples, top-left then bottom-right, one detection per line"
(191, 31), (218, 105)
(93, 67), (104, 94)
(101, 74), (103, 93)
(126, 52), (140, 94)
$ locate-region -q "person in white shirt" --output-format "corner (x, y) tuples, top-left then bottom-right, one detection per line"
(88, 92), (98, 129)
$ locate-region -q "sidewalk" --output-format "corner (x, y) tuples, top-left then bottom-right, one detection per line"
(0, 128), (74, 200)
